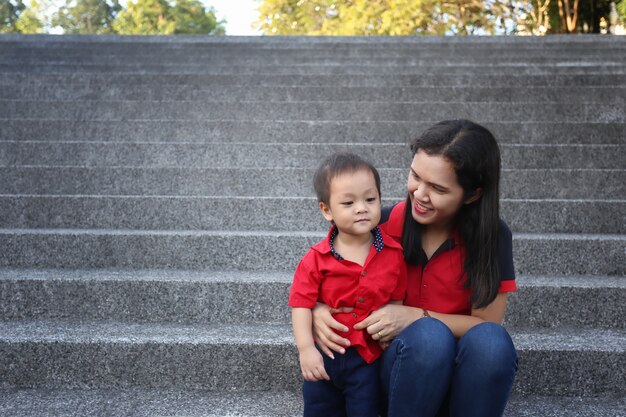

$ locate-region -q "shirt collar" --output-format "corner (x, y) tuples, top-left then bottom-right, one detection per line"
(418, 228), (463, 265)
(326, 226), (385, 261)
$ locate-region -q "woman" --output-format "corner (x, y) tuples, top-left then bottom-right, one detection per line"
(312, 119), (518, 417)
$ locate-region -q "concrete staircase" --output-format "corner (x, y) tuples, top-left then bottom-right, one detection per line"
(0, 34), (624, 416)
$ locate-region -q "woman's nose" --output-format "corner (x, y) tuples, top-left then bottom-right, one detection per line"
(413, 184), (428, 201)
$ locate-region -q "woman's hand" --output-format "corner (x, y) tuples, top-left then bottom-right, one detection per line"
(312, 302), (352, 359)
(354, 304), (422, 343)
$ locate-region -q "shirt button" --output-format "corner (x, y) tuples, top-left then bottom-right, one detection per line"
(358, 297), (365, 303)
(361, 271), (367, 276)
(352, 312), (357, 318)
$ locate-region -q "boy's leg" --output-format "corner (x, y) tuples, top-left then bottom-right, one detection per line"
(302, 348), (347, 417)
(303, 380), (346, 417)
(343, 348), (381, 417)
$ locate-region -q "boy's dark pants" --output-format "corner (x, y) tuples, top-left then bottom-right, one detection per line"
(303, 347), (380, 417)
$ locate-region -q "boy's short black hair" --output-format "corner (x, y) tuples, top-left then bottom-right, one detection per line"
(313, 153), (381, 205)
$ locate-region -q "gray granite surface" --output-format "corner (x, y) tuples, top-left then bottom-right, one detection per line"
(2, 141), (623, 169)
(2, 84), (624, 104)
(1, 229), (624, 275)
(1, 100), (624, 122)
(1, 167), (624, 199)
(0, 389), (625, 417)
(2, 73), (625, 88)
(1, 195), (625, 234)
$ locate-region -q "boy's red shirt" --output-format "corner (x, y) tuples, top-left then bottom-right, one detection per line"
(379, 201), (517, 315)
(289, 226), (407, 364)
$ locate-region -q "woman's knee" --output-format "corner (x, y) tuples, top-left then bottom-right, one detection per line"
(457, 322), (518, 375)
(394, 317), (456, 369)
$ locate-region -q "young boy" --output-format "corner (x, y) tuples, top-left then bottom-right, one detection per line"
(289, 153), (407, 417)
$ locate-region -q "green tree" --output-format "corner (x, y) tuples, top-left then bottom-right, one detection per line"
(172, 0), (225, 34)
(112, 0), (174, 34)
(1, 0), (26, 32)
(15, 0), (44, 32)
(52, 0), (121, 34)
(255, 0), (525, 35)
(113, 0), (225, 34)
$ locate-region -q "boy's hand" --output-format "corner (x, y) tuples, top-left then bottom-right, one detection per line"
(298, 345), (330, 382)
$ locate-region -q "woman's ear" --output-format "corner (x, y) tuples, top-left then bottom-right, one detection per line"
(319, 202), (334, 222)
(464, 188), (483, 205)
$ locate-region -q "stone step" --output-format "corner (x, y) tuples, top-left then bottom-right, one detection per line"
(0, 389), (305, 417)
(2, 40), (623, 55)
(2, 100), (622, 123)
(1, 33), (623, 45)
(0, 229), (624, 275)
(0, 389), (623, 417)
(0, 321), (297, 391)
(0, 320), (623, 396)
(2, 62), (624, 76)
(1, 120), (622, 144)
(0, 193), (611, 237)
(0, 269), (623, 329)
(1, 167), (623, 200)
(2, 388), (626, 417)
(2, 73), (623, 87)
(3, 84), (625, 103)
(1, 142), (622, 170)
(1, 195), (623, 234)
(3, 52), (624, 66)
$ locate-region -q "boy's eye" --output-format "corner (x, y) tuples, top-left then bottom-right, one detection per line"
(341, 201), (353, 206)
(366, 197), (377, 203)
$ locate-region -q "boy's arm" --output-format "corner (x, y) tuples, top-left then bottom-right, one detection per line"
(292, 307), (330, 382)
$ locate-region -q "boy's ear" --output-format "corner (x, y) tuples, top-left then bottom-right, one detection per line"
(464, 188), (483, 205)
(319, 202), (334, 222)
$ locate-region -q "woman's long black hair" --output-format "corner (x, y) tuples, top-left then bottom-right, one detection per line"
(402, 119), (502, 309)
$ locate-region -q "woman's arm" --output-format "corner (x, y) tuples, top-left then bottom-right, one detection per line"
(426, 293), (509, 338)
(356, 293), (510, 341)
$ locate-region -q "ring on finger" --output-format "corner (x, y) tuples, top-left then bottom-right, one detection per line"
(377, 331), (383, 338)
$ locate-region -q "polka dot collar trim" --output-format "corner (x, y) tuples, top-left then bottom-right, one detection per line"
(329, 226), (385, 261)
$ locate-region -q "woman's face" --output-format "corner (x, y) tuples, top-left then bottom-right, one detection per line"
(407, 150), (469, 231)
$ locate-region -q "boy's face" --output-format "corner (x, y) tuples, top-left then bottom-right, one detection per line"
(319, 169), (381, 237)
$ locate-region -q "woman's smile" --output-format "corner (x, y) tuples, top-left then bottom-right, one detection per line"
(413, 200), (431, 216)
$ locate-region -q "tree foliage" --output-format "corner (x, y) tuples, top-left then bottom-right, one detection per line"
(256, 0), (624, 35)
(256, 0), (526, 35)
(15, 0), (44, 32)
(52, 0), (121, 34)
(112, 0), (224, 35)
(172, 0), (225, 34)
(1, 0), (26, 32)
(112, 0), (174, 34)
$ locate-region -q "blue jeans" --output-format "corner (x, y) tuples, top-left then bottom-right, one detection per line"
(303, 347), (380, 417)
(380, 318), (517, 417)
